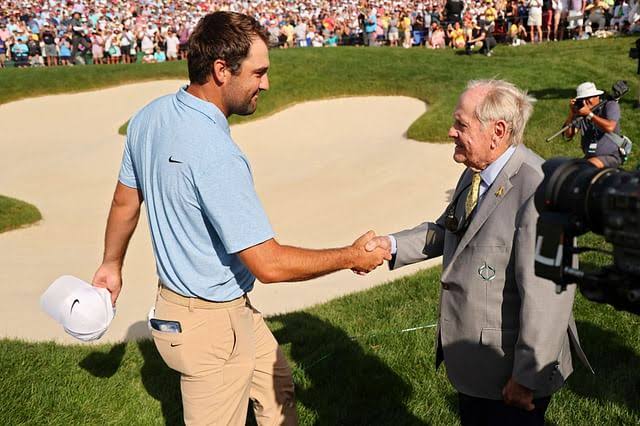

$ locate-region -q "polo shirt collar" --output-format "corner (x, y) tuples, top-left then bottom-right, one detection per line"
(176, 85), (230, 134)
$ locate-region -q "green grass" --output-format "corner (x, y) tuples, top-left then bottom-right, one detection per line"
(2, 38), (640, 424)
(1, 269), (637, 425)
(0, 195), (42, 233)
(2, 38), (638, 160)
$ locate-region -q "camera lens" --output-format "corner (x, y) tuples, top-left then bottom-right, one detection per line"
(535, 158), (620, 235)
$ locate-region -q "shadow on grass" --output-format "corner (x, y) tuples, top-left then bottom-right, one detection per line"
(528, 88), (576, 100)
(566, 321), (640, 414)
(79, 321), (182, 425)
(271, 311), (426, 425)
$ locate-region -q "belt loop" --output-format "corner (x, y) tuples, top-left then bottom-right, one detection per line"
(188, 297), (195, 312)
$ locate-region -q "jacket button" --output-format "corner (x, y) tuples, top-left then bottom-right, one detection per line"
(442, 283), (450, 290)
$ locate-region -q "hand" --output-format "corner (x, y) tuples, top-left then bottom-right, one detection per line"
(350, 231), (392, 274)
(576, 103), (592, 117)
(502, 377), (535, 411)
(92, 262), (123, 306)
(568, 98), (580, 119)
(364, 235), (392, 253)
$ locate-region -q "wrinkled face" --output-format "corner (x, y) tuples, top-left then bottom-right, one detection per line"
(224, 37), (270, 116)
(448, 88), (495, 170)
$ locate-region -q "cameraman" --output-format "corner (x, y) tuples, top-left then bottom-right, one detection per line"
(563, 82), (623, 168)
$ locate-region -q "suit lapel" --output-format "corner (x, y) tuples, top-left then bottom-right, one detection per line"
(448, 144), (526, 265)
(452, 168), (473, 201)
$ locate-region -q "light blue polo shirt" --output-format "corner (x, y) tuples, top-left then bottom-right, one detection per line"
(118, 86), (274, 301)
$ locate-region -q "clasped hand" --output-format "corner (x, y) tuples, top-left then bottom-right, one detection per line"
(350, 231), (392, 275)
(350, 233), (392, 275)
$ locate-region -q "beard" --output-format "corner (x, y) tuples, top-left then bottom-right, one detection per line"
(228, 90), (259, 116)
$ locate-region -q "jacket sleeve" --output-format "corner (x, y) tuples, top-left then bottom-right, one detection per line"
(389, 211), (446, 270)
(511, 194), (577, 390)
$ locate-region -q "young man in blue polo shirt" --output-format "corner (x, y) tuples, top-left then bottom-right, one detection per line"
(92, 11), (390, 426)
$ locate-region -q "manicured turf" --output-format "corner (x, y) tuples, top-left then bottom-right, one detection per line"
(0, 195), (42, 233)
(1, 269), (638, 425)
(1, 39), (639, 424)
(2, 38), (638, 161)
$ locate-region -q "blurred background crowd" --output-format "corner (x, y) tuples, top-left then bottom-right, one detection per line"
(1, 0), (639, 67)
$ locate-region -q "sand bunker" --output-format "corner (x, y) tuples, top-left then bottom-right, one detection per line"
(0, 81), (462, 343)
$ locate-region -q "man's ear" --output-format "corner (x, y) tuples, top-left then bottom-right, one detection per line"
(211, 59), (228, 85)
(493, 120), (508, 147)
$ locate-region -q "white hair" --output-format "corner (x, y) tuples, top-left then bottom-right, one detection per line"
(465, 79), (536, 146)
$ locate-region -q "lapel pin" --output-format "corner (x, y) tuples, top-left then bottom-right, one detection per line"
(494, 186), (505, 197)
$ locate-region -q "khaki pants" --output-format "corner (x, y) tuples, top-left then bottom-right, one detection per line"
(152, 286), (297, 426)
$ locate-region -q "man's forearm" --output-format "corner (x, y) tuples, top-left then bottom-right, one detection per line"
(239, 234), (387, 283)
(590, 114), (617, 134)
(102, 202), (141, 267)
(263, 244), (356, 282)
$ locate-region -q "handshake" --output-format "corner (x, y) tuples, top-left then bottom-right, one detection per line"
(349, 231), (393, 275)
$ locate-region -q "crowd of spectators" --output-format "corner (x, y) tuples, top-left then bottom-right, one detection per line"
(1, 0), (639, 68)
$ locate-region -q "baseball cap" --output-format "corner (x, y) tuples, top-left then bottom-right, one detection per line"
(40, 275), (115, 341)
(576, 82), (604, 99)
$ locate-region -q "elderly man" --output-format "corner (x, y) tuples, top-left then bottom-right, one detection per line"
(366, 80), (590, 425)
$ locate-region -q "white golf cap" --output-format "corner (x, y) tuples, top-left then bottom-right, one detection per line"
(576, 82), (604, 99)
(40, 275), (115, 342)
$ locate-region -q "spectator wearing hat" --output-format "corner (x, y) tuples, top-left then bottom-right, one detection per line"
(563, 82), (624, 168)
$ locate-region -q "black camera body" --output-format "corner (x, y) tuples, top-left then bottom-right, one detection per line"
(573, 98), (586, 110)
(534, 158), (640, 315)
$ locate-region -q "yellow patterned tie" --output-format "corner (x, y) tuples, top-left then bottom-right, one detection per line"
(465, 171), (481, 217)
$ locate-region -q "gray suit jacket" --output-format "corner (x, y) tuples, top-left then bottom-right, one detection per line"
(390, 144), (592, 399)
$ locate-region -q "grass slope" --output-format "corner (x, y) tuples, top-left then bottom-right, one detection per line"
(1, 269), (637, 425)
(0, 195), (42, 233)
(1, 38), (638, 163)
(1, 39), (639, 424)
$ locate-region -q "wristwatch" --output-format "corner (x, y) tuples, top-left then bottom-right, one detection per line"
(586, 112), (595, 121)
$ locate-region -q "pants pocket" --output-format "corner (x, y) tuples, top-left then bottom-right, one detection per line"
(152, 319), (206, 375)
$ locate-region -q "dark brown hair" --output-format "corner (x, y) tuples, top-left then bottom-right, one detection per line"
(187, 12), (268, 85)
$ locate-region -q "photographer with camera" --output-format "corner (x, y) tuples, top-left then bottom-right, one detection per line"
(562, 82), (623, 168)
